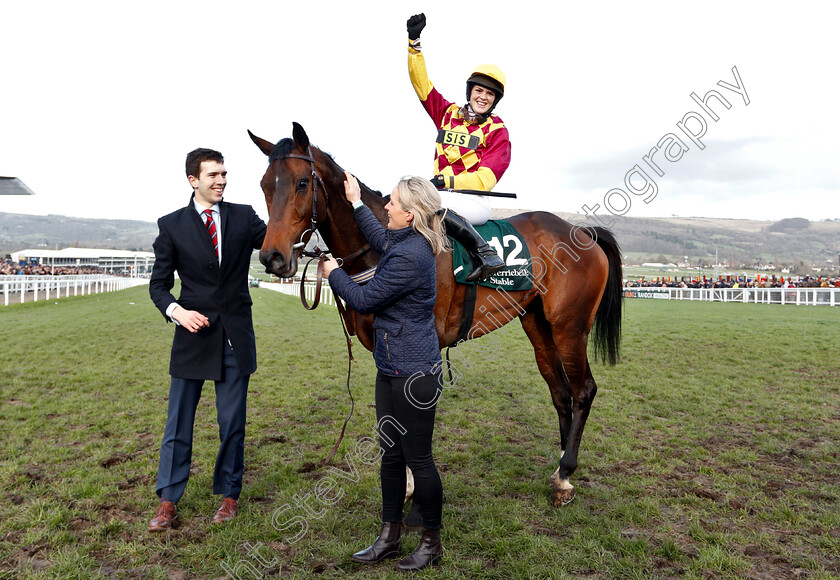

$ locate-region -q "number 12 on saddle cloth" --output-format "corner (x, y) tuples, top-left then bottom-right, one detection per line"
(450, 219), (533, 290)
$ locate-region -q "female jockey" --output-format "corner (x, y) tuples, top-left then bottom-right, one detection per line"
(407, 12), (509, 282)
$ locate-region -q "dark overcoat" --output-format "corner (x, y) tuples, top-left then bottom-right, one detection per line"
(149, 197), (266, 380)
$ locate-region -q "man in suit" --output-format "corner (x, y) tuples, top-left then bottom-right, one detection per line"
(148, 148), (267, 531)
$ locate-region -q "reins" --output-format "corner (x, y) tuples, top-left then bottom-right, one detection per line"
(298, 243), (371, 310)
(274, 148), (371, 309)
(272, 147), (368, 465)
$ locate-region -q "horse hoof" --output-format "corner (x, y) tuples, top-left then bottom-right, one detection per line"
(550, 486), (576, 507)
(549, 474), (575, 507)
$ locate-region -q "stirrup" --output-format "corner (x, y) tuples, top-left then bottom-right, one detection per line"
(465, 250), (505, 282)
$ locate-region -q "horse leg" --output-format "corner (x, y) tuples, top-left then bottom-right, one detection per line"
(521, 310), (577, 506)
(549, 340), (597, 507)
(403, 466), (423, 530)
(405, 466), (415, 503)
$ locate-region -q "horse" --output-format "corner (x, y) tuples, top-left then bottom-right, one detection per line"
(249, 122), (623, 507)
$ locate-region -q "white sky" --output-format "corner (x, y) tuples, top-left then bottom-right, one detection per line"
(1, 0), (838, 224)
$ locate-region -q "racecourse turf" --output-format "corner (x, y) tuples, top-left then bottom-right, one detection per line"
(1, 287), (838, 579)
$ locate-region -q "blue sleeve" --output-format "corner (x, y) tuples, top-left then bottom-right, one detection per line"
(354, 205), (388, 254)
(328, 249), (417, 314)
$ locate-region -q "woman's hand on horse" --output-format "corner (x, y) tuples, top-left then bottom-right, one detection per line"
(343, 171), (361, 203)
(322, 256), (340, 277)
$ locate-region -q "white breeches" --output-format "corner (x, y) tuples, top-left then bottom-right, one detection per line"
(438, 190), (491, 225)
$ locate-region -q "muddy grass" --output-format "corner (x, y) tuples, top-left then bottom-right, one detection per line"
(1, 290), (839, 579)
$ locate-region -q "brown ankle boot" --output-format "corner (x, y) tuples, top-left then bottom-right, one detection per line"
(351, 521), (402, 564)
(396, 527), (442, 571)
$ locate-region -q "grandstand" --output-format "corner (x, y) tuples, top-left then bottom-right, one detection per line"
(9, 247), (154, 276)
(0, 176), (35, 196)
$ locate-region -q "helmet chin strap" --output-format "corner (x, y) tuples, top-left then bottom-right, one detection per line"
(460, 103), (490, 124)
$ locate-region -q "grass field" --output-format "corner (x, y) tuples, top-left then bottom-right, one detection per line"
(1, 287), (839, 579)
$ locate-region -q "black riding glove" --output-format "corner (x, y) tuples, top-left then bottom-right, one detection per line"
(407, 13), (426, 40)
(430, 175), (445, 189)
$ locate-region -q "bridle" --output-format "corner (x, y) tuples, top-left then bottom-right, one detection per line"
(273, 149), (325, 258)
(272, 148), (371, 290)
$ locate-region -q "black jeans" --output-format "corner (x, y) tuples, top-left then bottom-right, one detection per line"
(375, 371), (443, 529)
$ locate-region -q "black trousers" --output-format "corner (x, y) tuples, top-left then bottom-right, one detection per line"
(375, 371), (443, 530)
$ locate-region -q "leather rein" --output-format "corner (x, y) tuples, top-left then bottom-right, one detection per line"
(272, 148), (370, 465)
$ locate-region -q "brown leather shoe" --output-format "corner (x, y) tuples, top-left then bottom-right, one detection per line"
(148, 500), (177, 532)
(212, 497), (238, 524)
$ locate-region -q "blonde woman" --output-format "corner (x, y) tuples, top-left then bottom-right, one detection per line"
(323, 173), (447, 571)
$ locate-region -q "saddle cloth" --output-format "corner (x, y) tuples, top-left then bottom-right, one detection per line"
(451, 219), (533, 290)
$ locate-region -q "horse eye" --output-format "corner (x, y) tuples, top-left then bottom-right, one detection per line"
(296, 178), (308, 192)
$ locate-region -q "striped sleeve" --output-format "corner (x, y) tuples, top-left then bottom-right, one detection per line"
(408, 47), (454, 128)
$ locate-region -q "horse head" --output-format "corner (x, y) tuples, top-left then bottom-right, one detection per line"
(250, 122), (385, 278)
(249, 122), (343, 278)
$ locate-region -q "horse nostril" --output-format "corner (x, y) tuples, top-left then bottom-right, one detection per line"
(262, 251), (287, 275)
(259, 249), (282, 266)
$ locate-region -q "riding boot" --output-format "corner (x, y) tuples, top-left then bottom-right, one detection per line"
(396, 527), (443, 571)
(440, 209), (504, 282)
(351, 521), (402, 564)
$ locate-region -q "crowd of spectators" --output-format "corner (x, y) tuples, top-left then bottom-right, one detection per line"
(625, 276), (840, 289)
(1, 261), (105, 276)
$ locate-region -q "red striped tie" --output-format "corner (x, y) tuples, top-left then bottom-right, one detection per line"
(203, 209), (218, 259)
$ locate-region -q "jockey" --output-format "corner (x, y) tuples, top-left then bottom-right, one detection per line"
(407, 13), (508, 282)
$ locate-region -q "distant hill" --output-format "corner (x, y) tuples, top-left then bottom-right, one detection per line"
(3, 211), (839, 274)
(0, 212), (158, 255)
(491, 209), (840, 274)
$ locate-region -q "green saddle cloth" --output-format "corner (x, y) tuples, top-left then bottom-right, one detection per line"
(451, 219), (533, 290)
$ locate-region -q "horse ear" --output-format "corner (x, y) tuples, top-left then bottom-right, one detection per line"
(248, 130), (274, 156)
(292, 122), (310, 150)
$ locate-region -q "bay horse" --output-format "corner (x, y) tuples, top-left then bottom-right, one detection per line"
(249, 122), (622, 506)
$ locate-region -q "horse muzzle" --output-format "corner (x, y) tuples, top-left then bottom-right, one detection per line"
(260, 249), (298, 278)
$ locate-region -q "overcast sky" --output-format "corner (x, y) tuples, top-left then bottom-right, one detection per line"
(1, 1), (837, 224)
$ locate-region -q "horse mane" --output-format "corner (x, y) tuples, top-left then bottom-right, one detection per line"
(267, 138), (296, 162)
(269, 138), (383, 198)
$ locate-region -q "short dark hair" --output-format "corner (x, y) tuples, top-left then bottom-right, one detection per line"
(185, 148), (224, 179)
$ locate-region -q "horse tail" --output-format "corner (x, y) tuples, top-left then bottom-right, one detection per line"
(591, 227), (623, 366)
